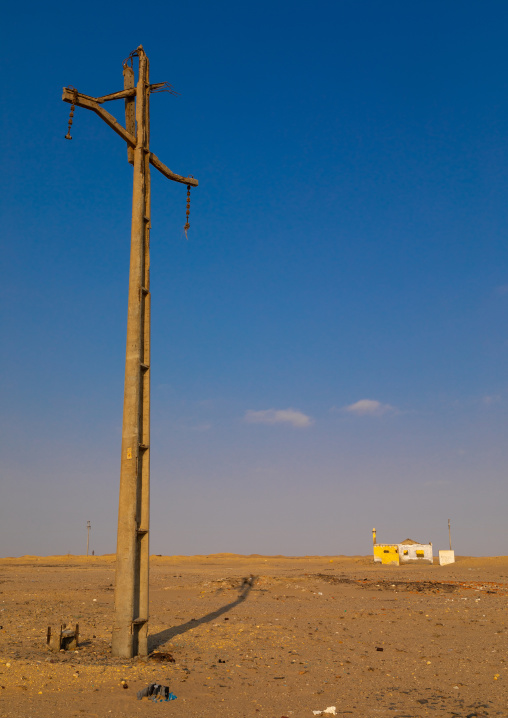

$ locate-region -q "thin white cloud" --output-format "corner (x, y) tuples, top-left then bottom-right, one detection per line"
(343, 399), (397, 417)
(244, 408), (314, 428)
(482, 395), (501, 406)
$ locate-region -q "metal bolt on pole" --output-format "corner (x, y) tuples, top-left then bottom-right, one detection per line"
(62, 46), (198, 658)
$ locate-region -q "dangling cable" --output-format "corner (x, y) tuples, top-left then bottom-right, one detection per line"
(65, 87), (78, 140)
(184, 184), (191, 239)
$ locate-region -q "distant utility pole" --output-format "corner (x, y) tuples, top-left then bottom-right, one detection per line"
(86, 521), (91, 557)
(63, 46), (199, 659)
(448, 518), (452, 550)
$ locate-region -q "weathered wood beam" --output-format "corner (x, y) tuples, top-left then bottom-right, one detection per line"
(94, 106), (136, 146)
(97, 89), (137, 103)
(149, 153), (199, 186)
(62, 88), (136, 147)
(62, 88), (199, 187)
(123, 68), (135, 166)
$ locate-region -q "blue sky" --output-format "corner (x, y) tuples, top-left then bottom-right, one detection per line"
(1, 1), (507, 557)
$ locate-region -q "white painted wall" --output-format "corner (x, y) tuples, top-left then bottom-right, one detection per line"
(438, 550), (455, 565)
(398, 543), (433, 563)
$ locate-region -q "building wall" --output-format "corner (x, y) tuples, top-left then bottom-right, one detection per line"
(398, 543), (433, 563)
(438, 550), (455, 565)
(373, 544), (400, 565)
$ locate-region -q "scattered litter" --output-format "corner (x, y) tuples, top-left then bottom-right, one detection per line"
(137, 684), (177, 702)
(313, 707), (336, 716)
(149, 652), (175, 663)
(376, 647), (384, 652)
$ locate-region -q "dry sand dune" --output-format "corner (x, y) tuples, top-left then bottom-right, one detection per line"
(0, 554), (507, 717)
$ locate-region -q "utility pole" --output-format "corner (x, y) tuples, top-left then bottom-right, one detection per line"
(448, 518), (452, 550)
(63, 46), (198, 658)
(86, 521), (91, 557)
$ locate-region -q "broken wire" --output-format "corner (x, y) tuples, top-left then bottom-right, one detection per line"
(150, 81), (179, 97)
(122, 49), (138, 69)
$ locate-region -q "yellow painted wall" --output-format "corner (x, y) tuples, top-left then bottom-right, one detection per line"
(373, 544), (400, 565)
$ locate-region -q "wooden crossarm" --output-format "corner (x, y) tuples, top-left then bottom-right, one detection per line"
(62, 87), (199, 187)
(62, 87), (136, 146)
(149, 153), (199, 187)
(96, 89), (137, 103)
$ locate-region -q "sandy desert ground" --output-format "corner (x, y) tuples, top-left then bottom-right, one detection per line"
(0, 554), (506, 717)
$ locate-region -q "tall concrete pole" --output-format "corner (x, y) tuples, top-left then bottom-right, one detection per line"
(111, 47), (151, 658)
(62, 46), (198, 660)
(86, 521), (91, 557)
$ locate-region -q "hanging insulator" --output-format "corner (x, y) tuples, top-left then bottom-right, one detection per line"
(65, 105), (74, 139)
(65, 89), (78, 140)
(184, 184), (191, 238)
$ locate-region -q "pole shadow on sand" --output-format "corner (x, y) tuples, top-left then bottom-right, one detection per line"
(148, 576), (256, 653)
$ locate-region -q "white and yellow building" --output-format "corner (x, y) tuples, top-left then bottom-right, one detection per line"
(372, 528), (433, 565)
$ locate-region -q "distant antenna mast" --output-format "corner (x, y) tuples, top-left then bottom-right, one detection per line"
(86, 521), (91, 557)
(448, 518), (452, 550)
